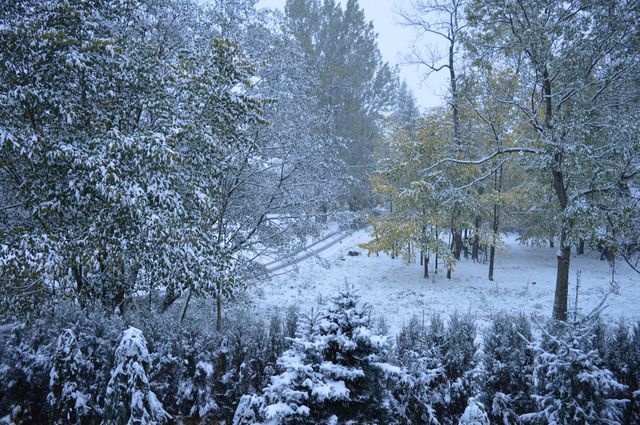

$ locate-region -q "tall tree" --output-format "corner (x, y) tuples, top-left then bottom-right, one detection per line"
(399, 0), (470, 261)
(0, 0), (263, 315)
(463, 0), (640, 320)
(284, 0), (396, 209)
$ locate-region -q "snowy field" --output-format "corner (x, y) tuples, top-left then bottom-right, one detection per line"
(249, 228), (640, 334)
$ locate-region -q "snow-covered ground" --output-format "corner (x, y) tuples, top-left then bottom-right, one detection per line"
(249, 228), (640, 334)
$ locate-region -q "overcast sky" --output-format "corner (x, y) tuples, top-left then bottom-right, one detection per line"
(256, 0), (448, 110)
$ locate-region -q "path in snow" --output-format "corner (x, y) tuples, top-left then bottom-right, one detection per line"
(264, 226), (364, 274)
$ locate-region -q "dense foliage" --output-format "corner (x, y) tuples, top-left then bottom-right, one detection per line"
(1, 289), (639, 424)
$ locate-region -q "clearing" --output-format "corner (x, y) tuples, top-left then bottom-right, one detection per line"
(248, 227), (640, 334)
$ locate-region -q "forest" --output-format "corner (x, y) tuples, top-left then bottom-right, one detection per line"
(1, 0), (639, 424)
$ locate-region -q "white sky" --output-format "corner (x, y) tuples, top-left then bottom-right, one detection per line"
(256, 0), (447, 110)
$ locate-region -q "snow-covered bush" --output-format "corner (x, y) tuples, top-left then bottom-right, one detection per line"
(392, 313), (479, 425)
(391, 315), (444, 424)
(48, 329), (89, 424)
(0, 301), (296, 423)
(188, 361), (219, 422)
(102, 327), (170, 425)
(482, 313), (534, 424)
(233, 394), (266, 425)
(258, 310), (330, 424)
(396, 315), (427, 363)
(318, 289), (398, 422)
(459, 397), (490, 425)
(128, 305), (291, 424)
(251, 289), (399, 424)
(605, 320), (640, 423)
(4, 297), (640, 425)
(0, 322), (52, 424)
(522, 316), (627, 424)
(439, 313), (479, 422)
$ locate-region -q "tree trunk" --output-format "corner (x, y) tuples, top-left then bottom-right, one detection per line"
(216, 280), (223, 332)
(424, 254), (429, 278)
(489, 166), (503, 281)
(463, 228), (469, 259)
(488, 245), (496, 281)
(472, 216), (480, 262)
(453, 229), (463, 260)
(180, 288), (192, 323)
(435, 225), (439, 273)
(551, 153), (571, 320)
(553, 227), (571, 321)
(72, 261), (85, 308)
(577, 239), (585, 255)
(543, 61), (572, 321)
(160, 286), (178, 313)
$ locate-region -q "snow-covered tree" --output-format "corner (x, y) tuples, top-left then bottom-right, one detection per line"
(439, 313), (479, 422)
(0, 0), (264, 317)
(391, 313), (479, 424)
(244, 289), (399, 424)
(605, 320), (640, 423)
(317, 288), (399, 422)
(258, 311), (333, 424)
(463, 0), (640, 320)
(233, 394), (266, 425)
(102, 327), (170, 425)
(522, 316), (627, 424)
(391, 316), (444, 424)
(482, 314), (535, 424)
(394, 80), (421, 136)
(459, 397), (490, 425)
(187, 361), (219, 423)
(284, 0), (396, 209)
(48, 329), (89, 424)
(363, 110), (463, 278)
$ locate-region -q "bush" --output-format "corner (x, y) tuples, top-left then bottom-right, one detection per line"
(48, 329), (89, 424)
(3, 292), (640, 425)
(605, 320), (640, 423)
(522, 316), (627, 424)
(482, 313), (535, 424)
(102, 327), (170, 424)
(252, 289), (399, 424)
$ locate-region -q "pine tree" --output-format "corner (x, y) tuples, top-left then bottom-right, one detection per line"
(522, 317), (627, 424)
(392, 316), (443, 424)
(102, 327), (170, 425)
(440, 313), (478, 422)
(260, 311), (333, 424)
(189, 361), (219, 422)
(284, 0), (396, 209)
(317, 288), (398, 422)
(48, 329), (89, 424)
(482, 314), (535, 424)
(250, 289), (399, 424)
(606, 320), (640, 423)
(459, 397), (490, 425)
(233, 394), (265, 425)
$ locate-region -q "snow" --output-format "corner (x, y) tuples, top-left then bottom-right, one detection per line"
(372, 362), (403, 376)
(310, 380), (349, 401)
(252, 228), (640, 334)
(459, 397), (490, 424)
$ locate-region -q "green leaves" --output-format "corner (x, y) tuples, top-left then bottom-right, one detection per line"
(0, 0), (265, 314)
